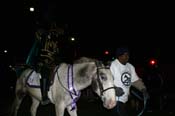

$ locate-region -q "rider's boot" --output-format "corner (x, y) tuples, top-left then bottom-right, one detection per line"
(40, 78), (50, 105)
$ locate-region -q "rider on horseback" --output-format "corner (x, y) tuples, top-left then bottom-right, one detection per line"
(26, 22), (64, 105)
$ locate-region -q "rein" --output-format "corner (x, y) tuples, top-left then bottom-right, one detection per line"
(131, 90), (148, 116)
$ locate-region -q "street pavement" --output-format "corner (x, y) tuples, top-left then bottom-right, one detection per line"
(0, 89), (174, 116)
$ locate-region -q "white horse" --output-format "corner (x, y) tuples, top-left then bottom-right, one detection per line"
(11, 57), (116, 116)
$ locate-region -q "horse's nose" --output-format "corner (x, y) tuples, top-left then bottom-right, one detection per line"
(104, 99), (116, 109)
(110, 100), (116, 108)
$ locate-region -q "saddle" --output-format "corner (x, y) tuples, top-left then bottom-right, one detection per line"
(26, 65), (58, 88)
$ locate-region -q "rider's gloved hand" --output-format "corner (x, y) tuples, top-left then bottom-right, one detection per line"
(115, 86), (124, 97)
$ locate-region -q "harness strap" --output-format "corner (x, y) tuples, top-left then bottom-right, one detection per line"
(67, 64), (81, 111)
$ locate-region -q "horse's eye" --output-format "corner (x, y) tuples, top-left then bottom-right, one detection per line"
(101, 76), (107, 81)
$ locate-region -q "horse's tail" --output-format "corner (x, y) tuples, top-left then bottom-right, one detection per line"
(9, 68), (29, 116)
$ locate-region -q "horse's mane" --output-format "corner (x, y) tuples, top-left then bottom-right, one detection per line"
(73, 57), (98, 64)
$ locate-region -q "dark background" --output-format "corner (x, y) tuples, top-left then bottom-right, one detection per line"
(0, 1), (175, 115)
(22, 1), (175, 64)
(0, 1), (173, 65)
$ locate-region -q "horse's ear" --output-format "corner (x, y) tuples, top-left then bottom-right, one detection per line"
(106, 61), (112, 67)
(95, 61), (103, 67)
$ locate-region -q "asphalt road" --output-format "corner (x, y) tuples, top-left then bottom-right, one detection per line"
(0, 88), (174, 116)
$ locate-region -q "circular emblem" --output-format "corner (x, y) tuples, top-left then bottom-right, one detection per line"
(121, 72), (131, 86)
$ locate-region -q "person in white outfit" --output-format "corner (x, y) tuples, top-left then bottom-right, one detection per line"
(110, 46), (149, 116)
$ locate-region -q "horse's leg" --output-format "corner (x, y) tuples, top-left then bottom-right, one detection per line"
(66, 105), (78, 116)
(55, 102), (66, 116)
(30, 97), (40, 116)
(11, 92), (25, 116)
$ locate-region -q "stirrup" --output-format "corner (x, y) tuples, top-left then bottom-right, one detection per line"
(41, 99), (50, 105)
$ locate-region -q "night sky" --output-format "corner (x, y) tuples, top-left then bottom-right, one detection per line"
(2, 1), (174, 65)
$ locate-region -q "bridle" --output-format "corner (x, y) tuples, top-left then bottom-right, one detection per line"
(95, 61), (116, 96)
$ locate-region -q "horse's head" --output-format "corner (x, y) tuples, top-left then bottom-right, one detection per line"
(92, 61), (116, 109)
(74, 57), (116, 109)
